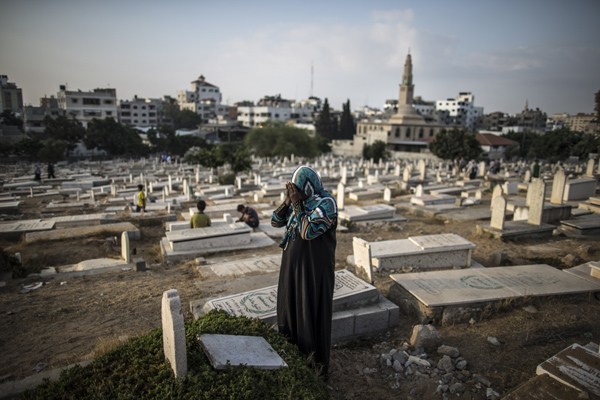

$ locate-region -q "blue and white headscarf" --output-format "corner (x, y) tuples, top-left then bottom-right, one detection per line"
(276, 165), (337, 249)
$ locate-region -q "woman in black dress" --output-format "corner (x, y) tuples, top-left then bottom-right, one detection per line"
(271, 165), (337, 377)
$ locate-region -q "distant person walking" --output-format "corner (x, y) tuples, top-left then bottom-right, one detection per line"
(236, 204), (259, 228)
(190, 200), (211, 228)
(47, 163), (56, 179)
(33, 164), (41, 181)
(135, 184), (146, 213)
(467, 160), (478, 180)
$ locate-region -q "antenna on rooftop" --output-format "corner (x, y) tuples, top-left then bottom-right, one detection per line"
(310, 62), (314, 98)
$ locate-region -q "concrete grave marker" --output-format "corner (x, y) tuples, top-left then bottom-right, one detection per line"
(490, 196), (507, 230)
(586, 159), (595, 177)
(550, 169), (566, 205)
(161, 289), (187, 377)
(121, 231), (131, 263)
(337, 182), (345, 210)
(528, 178), (546, 226)
(383, 187), (392, 202)
(199, 334), (287, 370)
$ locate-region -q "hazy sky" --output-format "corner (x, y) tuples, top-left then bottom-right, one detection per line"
(2, 0), (599, 116)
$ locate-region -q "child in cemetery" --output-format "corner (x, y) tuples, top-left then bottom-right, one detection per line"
(190, 200), (211, 228)
(135, 184), (146, 213)
(236, 204), (259, 228)
(271, 165), (338, 380)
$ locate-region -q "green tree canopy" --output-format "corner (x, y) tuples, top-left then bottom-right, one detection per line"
(362, 140), (388, 162)
(571, 133), (600, 160)
(244, 121), (322, 158)
(502, 130), (541, 159)
(339, 100), (355, 140)
(37, 139), (68, 163)
(12, 138), (43, 160)
(595, 89), (600, 124)
(429, 128), (482, 160)
(315, 98), (337, 140)
(0, 110), (24, 131)
(84, 118), (148, 156)
(43, 115), (85, 156)
(526, 129), (581, 162)
(174, 109), (203, 130)
(188, 145), (225, 169)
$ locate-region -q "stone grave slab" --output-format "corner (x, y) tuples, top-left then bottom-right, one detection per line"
(0, 220), (56, 239)
(476, 220), (555, 239)
(348, 190), (383, 201)
(560, 215), (600, 235)
(536, 343), (600, 398)
(503, 373), (584, 400)
(255, 223), (285, 238)
(197, 254), (281, 279)
(0, 201), (21, 214)
(166, 223), (252, 251)
(199, 334), (287, 370)
(410, 194), (455, 206)
(46, 200), (94, 209)
(409, 233), (475, 251)
(203, 269), (379, 325)
(338, 204), (395, 222)
(46, 214), (115, 228)
(25, 222), (140, 243)
(563, 178), (597, 201)
(390, 264), (600, 308)
(436, 207), (493, 222)
(3, 181), (39, 189)
(564, 262), (600, 285)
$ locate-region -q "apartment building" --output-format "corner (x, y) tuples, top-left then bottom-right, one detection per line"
(23, 96), (64, 134)
(435, 92), (484, 131)
(1, 75), (23, 113)
(236, 95), (315, 127)
(118, 96), (165, 127)
(56, 86), (117, 128)
(177, 75), (228, 122)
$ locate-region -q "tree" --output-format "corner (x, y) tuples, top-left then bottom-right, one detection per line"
(0, 110), (24, 131)
(37, 139), (68, 163)
(315, 98), (337, 140)
(527, 128), (580, 161)
(339, 100), (355, 140)
(190, 145), (225, 169)
(502, 130), (540, 159)
(85, 118), (148, 156)
(429, 128), (482, 160)
(571, 133), (600, 159)
(244, 121), (322, 158)
(595, 89), (600, 124)
(43, 115), (85, 156)
(12, 138), (43, 160)
(174, 109), (202, 130)
(362, 140), (388, 162)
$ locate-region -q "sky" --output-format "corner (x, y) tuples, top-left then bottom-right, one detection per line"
(1, 0), (599, 116)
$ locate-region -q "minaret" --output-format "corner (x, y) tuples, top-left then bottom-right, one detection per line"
(398, 53), (414, 107)
(390, 52), (423, 123)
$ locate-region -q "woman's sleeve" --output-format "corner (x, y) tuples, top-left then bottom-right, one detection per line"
(271, 202), (289, 227)
(295, 198), (337, 240)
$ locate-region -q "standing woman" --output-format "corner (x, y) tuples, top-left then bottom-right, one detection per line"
(271, 165), (337, 379)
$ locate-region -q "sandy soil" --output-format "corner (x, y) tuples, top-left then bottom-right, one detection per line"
(1, 194), (599, 399)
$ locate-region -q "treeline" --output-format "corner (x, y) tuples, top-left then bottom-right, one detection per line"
(502, 129), (600, 162)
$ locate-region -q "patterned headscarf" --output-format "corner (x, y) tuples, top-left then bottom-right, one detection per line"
(279, 165), (337, 249)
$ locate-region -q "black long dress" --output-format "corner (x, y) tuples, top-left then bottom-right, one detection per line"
(277, 227), (336, 373)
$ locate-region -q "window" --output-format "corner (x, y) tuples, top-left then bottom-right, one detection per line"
(149, 112), (156, 117)
(149, 119), (156, 124)
(142, 106), (146, 109)
(142, 113), (146, 117)
(83, 98), (100, 105)
(106, 111), (112, 116)
(202, 89), (206, 92)
(133, 106), (138, 109)
(134, 120), (138, 123)
(430, 129), (434, 137)
(418, 128), (423, 138)
(71, 98), (78, 103)
(133, 113), (138, 116)
(104, 100), (113, 104)
(121, 112), (131, 116)
(395, 128), (400, 137)
(405, 128), (411, 138)
(121, 104), (130, 109)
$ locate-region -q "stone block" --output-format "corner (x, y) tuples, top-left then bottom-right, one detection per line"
(410, 324), (441, 352)
(199, 334), (287, 370)
(133, 258), (146, 272)
(161, 289), (187, 377)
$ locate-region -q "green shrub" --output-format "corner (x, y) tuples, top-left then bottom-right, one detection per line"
(21, 310), (329, 399)
(218, 173), (236, 185)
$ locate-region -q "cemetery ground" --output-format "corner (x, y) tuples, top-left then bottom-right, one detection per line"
(1, 195), (600, 399)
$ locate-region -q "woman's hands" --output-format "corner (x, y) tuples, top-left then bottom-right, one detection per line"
(285, 181), (305, 205)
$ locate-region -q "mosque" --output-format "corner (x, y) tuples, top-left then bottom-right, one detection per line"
(332, 52), (445, 157)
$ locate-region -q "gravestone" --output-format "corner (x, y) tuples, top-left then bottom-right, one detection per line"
(199, 334), (287, 370)
(415, 184), (424, 197)
(586, 159), (595, 177)
(166, 224), (252, 251)
(161, 289), (187, 377)
(524, 170), (531, 183)
(550, 169), (566, 205)
(490, 196), (507, 230)
(528, 179), (546, 226)
(490, 185), (503, 210)
(197, 254), (280, 279)
(419, 160), (426, 181)
(121, 232), (131, 263)
(337, 182), (345, 210)
(383, 187), (392, 202)
(403, 168), (410, 182)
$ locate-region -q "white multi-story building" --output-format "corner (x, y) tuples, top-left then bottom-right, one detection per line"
(177, 75), (228, 122)
(56, 86), (117, 128)
(118, 96), (165, 127)
(435, 92), (483, 131)
(236, 95), (315, 127)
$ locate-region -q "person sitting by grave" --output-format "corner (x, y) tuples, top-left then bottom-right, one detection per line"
(190, 200), (211, 228)
(236, 204), (259, 228)
(271, 165), (338, 381)
(135, 184), (146, 213)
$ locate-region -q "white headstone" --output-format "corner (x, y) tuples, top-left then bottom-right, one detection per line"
(121, 231), (131, 263)
(337, 182), (345, 210)
(490, 185), (503, 210)
(416, 184), (424, 197)
(524, 170), (531, 183)
(419, 160), (426, 181)
(383, 187), (392, 202)
(490, 196), (507, 230)
(528, 178), (546, 225)
(403, 168), (410, 182)
(550, 169), (566, 205)
(161, 289), (187, 377)
(586, 159), (595, 177)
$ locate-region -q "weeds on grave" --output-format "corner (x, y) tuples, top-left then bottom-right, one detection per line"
(149, 244), (163, 264)
(21, 310), (328, 400)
